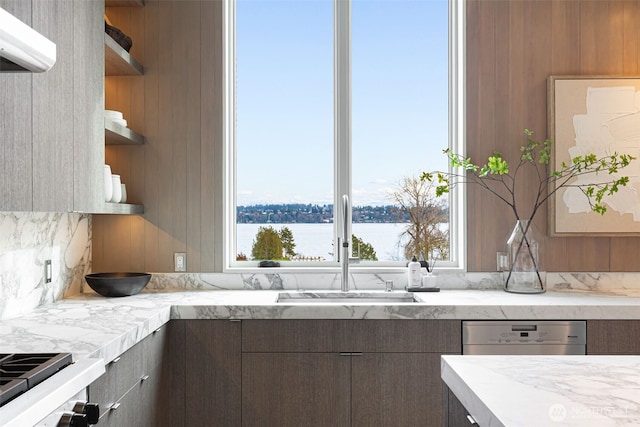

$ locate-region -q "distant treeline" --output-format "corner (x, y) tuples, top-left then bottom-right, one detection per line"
(237, 203), (448, 224)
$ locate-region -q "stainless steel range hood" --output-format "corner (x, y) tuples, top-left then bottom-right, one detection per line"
(0, 6), (56, 72)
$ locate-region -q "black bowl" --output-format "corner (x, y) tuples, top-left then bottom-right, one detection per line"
(85, 272), (152, 297)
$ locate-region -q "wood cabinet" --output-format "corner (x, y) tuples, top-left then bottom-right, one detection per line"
(184, 320), (242, 426)
(241, 320), (461, 427)
(88, 325), (169, 427)
(587, 320), (640, 354)
(445, 388), (476, 427)
(0, 0), (103, 212)
(243, 352), (351, 426)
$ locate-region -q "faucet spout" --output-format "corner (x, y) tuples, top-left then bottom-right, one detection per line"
(341, 195), (359, 292)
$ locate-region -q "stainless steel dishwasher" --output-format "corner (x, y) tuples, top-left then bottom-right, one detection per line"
(462, 320), (586, 355)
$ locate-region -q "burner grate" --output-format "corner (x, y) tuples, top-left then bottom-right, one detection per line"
(0, 353), (73, 407)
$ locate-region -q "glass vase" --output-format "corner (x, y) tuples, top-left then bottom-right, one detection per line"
(504, 220), (545, 294)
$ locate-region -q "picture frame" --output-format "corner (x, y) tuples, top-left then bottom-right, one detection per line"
(547, 76), (640, 236)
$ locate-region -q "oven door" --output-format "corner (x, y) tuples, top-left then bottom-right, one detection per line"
(1, 358), (104, 427)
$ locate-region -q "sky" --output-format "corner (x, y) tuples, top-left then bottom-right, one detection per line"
(236, 0), (449, 207)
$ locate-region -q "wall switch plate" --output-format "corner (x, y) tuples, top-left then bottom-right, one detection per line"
(174, 252), (187, 272)
(496, 252), (509, 271)
(44, 259), (52, 283)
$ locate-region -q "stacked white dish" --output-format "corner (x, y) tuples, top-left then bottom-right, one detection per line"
(105, 110), (127, 128)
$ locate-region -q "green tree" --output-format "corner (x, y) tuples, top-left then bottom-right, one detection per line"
(279, 226), (296, 258)
(352, 234), (377, 261)
(251, 226), (284, 260)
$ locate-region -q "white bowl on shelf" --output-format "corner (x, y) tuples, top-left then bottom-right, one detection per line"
(104, 110), (124, 120)
(105, 118), (128, 128)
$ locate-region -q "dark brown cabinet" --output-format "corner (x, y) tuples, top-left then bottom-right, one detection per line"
(242, 352), (351, 426)
(88, 325), (168, 427)
(241, 319), (461, 427)
(183, 320), (242, 426)
(587, 320), (640, 354)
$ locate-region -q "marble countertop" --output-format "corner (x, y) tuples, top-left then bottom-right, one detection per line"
(1, 289), (639, 367)
(441, 355), (640, 426)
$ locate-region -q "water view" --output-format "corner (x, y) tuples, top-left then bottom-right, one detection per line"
(237, 223), (410, 262)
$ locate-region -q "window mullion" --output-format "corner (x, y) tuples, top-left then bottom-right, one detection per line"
(334, 0), (351, 260)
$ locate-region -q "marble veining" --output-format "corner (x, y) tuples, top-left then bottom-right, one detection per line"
(1, 289), (640, 367)
(143, 271), (640, 294)
(0, 212), (91, 319)
(442, 355), (640, 426)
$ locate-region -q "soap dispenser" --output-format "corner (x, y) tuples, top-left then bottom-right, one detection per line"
(407, 256), (421, 288)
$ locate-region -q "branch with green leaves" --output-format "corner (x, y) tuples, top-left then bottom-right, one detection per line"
(421, 129), (636, 222)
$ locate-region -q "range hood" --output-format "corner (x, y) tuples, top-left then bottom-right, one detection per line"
(0, 6), (56, 72)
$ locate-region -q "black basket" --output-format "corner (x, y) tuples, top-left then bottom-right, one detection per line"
(105, 22), (133, 52)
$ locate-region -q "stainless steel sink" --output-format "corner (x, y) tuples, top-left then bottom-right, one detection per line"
(277, 291), (419, 303)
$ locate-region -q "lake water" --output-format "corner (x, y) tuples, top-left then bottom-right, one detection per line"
(237, 223), (410, 261)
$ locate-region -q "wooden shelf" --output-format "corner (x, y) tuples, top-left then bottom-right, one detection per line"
(105, 0), (144, 7)
(101, 203), (144, 215)
(105, 34), (143, 76)
(105, 120), (145, 145)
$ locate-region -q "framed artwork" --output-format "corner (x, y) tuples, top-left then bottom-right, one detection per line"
(548, 76), (640, 236)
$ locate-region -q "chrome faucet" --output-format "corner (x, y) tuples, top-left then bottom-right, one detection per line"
(340, 195), (359, 292)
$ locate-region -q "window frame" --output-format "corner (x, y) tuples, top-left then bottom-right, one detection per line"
(222, 0), (466, 273)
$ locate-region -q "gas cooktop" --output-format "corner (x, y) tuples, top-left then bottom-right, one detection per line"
(0, 353), (72, 407)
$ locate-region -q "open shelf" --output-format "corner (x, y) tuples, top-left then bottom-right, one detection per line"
(105, 34), (143, 76)
(101, 203), (144, 215)
(105, 0), (144, 7)
(105, 120), (145, 145)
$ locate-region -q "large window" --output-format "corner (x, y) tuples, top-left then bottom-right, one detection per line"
(224, 0), (465, 271)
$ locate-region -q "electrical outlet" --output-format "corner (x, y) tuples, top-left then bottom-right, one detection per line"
(174, 253), (187, 272)
(44, 259), (52, 283)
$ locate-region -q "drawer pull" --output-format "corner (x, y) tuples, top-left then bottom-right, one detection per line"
(466, 414), (478, 425)
(141, 375), (150, 381)
(111, 356), (121, 364)
(110, 402), (121, 411)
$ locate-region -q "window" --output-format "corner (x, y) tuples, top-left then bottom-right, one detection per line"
(224, 0), (465, 271)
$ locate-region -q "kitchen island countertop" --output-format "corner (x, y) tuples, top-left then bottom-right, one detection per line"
(441, 354), (640, 426)
(0, 289), (639, 366)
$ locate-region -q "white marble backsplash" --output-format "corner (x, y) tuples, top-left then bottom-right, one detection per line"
(144, 271), (640, 294)
(0, 212), (91, 319)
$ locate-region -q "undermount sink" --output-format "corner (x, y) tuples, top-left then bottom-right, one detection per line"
(277, 291), (420, 303)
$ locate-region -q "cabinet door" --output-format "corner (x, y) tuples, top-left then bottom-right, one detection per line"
(32, 0), (74, 211)
(351, 353), (444, 427)
(185, 320), (242, 426)
(72, 0), (104, 212)
(242, 352), (351, 427)
(587, 320), (640, 354)
(0, 0), (33, 210)
(0, 0), (103, 212)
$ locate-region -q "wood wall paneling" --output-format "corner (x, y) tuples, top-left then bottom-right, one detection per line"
(93, 0), (640, 273)
(466, 0), (640, 273)
(142, 0), (160, 272)
(94, 0), (221, 273)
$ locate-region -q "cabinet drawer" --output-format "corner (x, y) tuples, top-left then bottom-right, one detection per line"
(90, 326), (166, 410)
(96, 363), (161, 427)
(242, 320), (461, 353)
(91, 344), (144, 407)
(142, 325), (167, 373)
